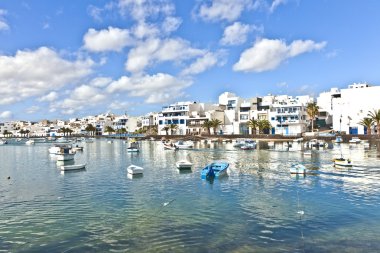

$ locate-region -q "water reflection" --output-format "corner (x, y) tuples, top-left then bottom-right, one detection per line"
(1, 140), (380, 252)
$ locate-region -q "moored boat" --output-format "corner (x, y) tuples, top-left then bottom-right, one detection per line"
(290, 164), (306, 174)
(25, 139), (35, 145)
(200, 161), (229, 179)
(55, 147), (76, 161)
(49, 144), (72, 154)
(127, 164), (144, 175)
(174, 140), (194, 149)
(333, 157), (353, 167)
(175, 160), (193, 170)
(127, 141), (140, 152)
(61, 163), (86, 171)
(349, 137), (361, 144)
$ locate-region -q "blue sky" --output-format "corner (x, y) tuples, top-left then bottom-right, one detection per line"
(1, 0), (380, 121)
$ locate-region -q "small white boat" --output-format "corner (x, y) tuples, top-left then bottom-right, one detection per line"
(176, 160), (193, 170)
(127, 164), (143, 175)
(290, 164), (306, 174)
(25, 139), (35, 145)
(0, 140), (7, 145)
(333, 157), (353, 167)
(163, 141), (178, 150)
(55, 147), (76, 161)
(49, 144), (72, 154)
(303, 150), (312, 156)
(127, 141), (140, 152)
(174, 140), (194, 149)
(72, 145), (83, 151)
(61, 163), (86, 171)
(107, 140), (113, 144)
(349, 137), (361, 144)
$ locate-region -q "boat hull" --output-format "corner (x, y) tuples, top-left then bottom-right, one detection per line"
(201, 162), (229, 179)
(61, 164), (86, 171)
(127, 165), (143, 175)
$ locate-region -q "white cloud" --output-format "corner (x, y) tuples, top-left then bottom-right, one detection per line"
(108, 101), (131, 110)
(220, 22), (253, 46)
(107, 73), (192, 104)
(118, 0), (175, 22)
(132, 22), (160, 39)
(0, 9), (10, 31)
(197, 0), (255, 22)
(0, 111), (12, 119)
(125, 38), (204, 73)
(162, 16), (182, 34)
(26, 106), (40, 114)
(181, 52), (223, 76)
(233, 38), (327, 72)
(83, 26), (134, 52)
(55, 85), (106, 114)
(89, 77), (113, 88)
(38, 91), (59, 102)
(0, 47), (93, 105)
(269, 0), (286, 13)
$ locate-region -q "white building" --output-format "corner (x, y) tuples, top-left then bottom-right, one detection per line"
(317, 88), (341, 128)
(269, 95), (313, 136)
(332, 83), (380, 134)
(218, 92), (242, 134)
(157, 101), (222, 135)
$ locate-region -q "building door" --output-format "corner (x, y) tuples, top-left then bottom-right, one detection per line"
(349, 127), (358, 135)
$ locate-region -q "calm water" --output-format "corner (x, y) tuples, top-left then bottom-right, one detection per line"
(1, 139), (380, 252)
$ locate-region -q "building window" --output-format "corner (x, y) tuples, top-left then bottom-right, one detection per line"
(180, 119), (185, 124)
(240, 114), (249, 120)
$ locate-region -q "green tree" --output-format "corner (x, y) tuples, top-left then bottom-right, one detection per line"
(306, 102), (319, 132)
(163, 126), (170, 135)
(257, 119), (271, 134)
(85, 124), (96, 136)
(210, 119), (222, 135)
(19, 129), (25, 137)
(358, 117), (374, 135)
(104, 126), (115, 135)
(368, 109), (380, 136)
(247, 118), (258, 135)
(169, 124), (178, 135)
(202, 120), (213, 135)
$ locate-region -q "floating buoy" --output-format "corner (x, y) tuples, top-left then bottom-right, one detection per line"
(7, 176), (10, 180)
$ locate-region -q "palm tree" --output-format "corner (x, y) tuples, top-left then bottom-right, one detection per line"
(247, 119), (258, 135)
(163, 126), (170, 135)
(202, 120), (213, 135)
(306, 102), (319, 132)
(257, 119), (271, 134)
(85, 124), (96, 136)
(19, 129), (25, 137)
(368, 109), (380, 136)
(169, 124), (178, 135)
(104, 126), (115, 135)
(210, 119), (222, 135)
(358, 117), (374, 135)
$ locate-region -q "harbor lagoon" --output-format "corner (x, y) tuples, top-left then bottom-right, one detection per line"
(1, 140), (380, 252)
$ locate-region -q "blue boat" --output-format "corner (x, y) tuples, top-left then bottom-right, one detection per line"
(200, 162), (229, 179)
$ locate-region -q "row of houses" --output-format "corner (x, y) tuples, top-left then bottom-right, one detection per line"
(0, 113), (139, 137)
(145, 83), (380, 136)
(1, 83), (380, 137)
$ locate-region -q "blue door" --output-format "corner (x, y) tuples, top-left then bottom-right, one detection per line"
(349, 127), (358, 135)
(285, 127), (289, 135)
(272, 128), (275, 135)
(364, 127), (367, 135)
